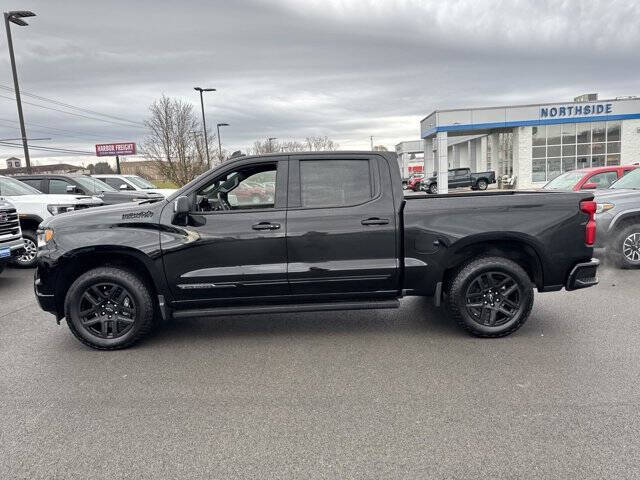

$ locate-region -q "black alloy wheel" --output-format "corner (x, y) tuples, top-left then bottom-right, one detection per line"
(464, 272), (522, 327)
(77, 283), (137, 339)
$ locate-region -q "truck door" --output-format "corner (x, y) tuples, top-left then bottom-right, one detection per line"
(451, 168), (469, 188)
(285, 154), (399, 298)
(160, 158), (289, 307)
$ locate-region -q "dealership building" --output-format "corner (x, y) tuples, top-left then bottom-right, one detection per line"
(418, 95), (640, 191)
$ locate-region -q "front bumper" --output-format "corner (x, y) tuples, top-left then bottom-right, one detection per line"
(566, 258), (599, 291)
(0, 237), (25, 263)
(33, 268), (58, 317)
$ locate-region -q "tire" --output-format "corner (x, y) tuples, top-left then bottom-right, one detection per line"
(611, 223), (640, 269)
(64, 267), (156, 350)
(476, 179), (488, 190)
(446, 256), (534, 337)
(11, 230), (38, 268)
(428, 183), (438, 195)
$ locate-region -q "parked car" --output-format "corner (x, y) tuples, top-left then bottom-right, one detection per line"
(92, 174), (176, 197)
(34, 151), (599, 350)
(15, 174), (163, 205)
(593, 168), (640, 268)
(406, 173), (425, 191)
(0, 175), (102, 267)
(420, 168), (496, 194)
(543, 165), (639, 191)
(0, 199), (24, 275)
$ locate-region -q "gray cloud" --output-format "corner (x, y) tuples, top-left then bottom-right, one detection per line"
(1, 0), (638, 164)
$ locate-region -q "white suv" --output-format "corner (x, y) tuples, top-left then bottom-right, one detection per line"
(92, 174), (176, 197)
(0, 175), (103, 267)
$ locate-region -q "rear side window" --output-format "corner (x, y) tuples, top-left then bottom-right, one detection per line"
(300, 159), (372, 208)
(21, 179), (42, 191)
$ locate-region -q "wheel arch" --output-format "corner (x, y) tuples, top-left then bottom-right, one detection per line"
(19, 214), (43, 232)
(441, 234), (545, 290)
(53, 246), (166, 317)
(609, 210), (640, 233)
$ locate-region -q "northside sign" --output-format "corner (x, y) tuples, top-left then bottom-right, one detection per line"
(540, 103), (613, 119)
(95, 142), (136, 157)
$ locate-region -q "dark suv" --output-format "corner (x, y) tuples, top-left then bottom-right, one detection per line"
(15, 174), (162, 205)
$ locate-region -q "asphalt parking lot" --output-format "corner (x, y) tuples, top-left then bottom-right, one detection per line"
(1, 262), (639, 479)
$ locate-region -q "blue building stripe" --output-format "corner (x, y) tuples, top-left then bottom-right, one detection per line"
(421, 113), (640, 138)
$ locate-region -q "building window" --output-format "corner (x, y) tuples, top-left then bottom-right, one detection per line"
(531, 121), (623, 182)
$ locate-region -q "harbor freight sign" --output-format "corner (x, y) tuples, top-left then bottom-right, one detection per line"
(95, 142), (136, 157)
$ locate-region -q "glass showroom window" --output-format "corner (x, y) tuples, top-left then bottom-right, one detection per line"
(531, 121), (622, 182)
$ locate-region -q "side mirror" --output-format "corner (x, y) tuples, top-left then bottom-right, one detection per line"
(66, 185), (76, 193)
(173, 196), (190, 225)
(582, 182), (597, 190)
(120, 184), (129, 190)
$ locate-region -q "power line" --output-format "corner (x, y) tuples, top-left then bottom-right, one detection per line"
(0, 141), (94, 155)
(0, 93), (148, 130)
(0, 117), (123, 141)
(0, 84), (145, 126)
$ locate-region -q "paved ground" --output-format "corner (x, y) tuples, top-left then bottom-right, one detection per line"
(1, 261), (639, 479)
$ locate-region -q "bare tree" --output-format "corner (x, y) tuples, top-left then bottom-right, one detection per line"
(143, 95), (216, 186)
(250, 135), (339, 154)
(305, 135), (339, 151)
(373, 145), (388, 151)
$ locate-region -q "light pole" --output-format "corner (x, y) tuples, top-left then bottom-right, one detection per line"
(268, 137), (277, 153)
(370, 136), (374, 151)
(194, 87), (216, 168)
(216, 123), (229, 161)
(4, 10), (36, 174)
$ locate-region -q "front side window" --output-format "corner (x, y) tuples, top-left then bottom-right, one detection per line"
(49, 179), (77, 194)
(611, 168), (640, 189)
(73, 176), (116, 193)
(300, 159), (372, 208)
(125, 176), (156, 189)
(194, 163), (277, 212)
(585, 171), (619, 189)
(0, 177), (42, 196)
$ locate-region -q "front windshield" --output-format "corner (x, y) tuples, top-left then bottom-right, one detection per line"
(0, 176), (42, 196)
(74, 176), (116, 193)
(611, 168), (640, 189)
(125, 175), (156, 189)
(543, 170), (586, 190)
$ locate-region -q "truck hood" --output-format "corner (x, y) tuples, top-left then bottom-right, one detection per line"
(41, 197), (166, 229)
(592, 188), (640, 202)
(0, 194), (102, 205)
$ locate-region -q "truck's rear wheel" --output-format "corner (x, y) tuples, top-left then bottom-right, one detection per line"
(428, 183), (438, 194)
(477, 179), (488, 190)
(64, 267), (155, 350)
(612, 224), (640, 269)
(11, 230), (37, 268)
(446, 256), (534, 337)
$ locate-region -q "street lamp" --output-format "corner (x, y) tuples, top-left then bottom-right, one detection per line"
(4, 10), (36, 174)
(268, 137), (277, 153)
(216, 123), (229, 161)
(194, 87), (216, 168)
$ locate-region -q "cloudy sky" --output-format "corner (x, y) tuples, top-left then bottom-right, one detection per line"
(0, 0), (638, 166)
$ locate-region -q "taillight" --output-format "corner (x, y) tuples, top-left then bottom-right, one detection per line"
(580, 200), (597, 246)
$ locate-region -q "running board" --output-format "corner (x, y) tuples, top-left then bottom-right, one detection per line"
(172, 299), (400, 319)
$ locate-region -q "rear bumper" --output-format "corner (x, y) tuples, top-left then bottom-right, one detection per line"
(565, 258), (599, 291)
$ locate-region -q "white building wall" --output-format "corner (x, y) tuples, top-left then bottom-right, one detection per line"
(621, 119), (640, 164)
(512, 126), (533, 189)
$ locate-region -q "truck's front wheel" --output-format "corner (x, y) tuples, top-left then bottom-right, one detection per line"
(12, 230), (38, 268)
(612, 223), (640, 268)
(428, 183), (438, 194)
(64, 267), (156, 350)
(446, 256), (534, 337)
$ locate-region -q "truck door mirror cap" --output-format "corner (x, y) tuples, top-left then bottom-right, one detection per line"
(120, 184), (129, 190)
(174, 196), (190, 214)
(66, 185), (76, 193)
(582, 182), (597, 190)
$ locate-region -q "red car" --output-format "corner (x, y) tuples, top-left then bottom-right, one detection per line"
(406, 173), (425, 191)
(543, 165), (639, 191)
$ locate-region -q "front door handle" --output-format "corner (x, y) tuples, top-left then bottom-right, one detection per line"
(252, 222), (281, 231)
(361, 217), (389, 226)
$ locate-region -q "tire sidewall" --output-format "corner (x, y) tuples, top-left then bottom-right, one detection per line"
(477, 179), (488, 190)
(428, 183), (438, 194)
(614, 224), (640, 268)
(65, 268), (153, 349)
(450, 260), (533, 336)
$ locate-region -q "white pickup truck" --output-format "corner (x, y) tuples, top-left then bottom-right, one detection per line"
(0, 199), (23, 275)
(0, 175), (103, 267)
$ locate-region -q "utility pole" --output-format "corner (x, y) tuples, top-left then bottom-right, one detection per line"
(4, 11), (36, 174)
(194, 87), (216, 168)
(216, 123), (229, 162)
(370, 136), (374, 151)
(115, 155), (121, 174)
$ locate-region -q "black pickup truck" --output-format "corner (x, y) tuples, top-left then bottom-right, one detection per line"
(34, 151), (599, 349)
(421, 167), (496, 194)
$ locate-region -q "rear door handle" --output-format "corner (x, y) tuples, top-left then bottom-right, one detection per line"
(361, 217), (389, 226)
(252, 222), (281, 231)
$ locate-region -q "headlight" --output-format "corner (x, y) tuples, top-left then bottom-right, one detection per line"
(595, 203), (615, 214)
(47, 204), (75, 215)
(37, 228), (54, 248)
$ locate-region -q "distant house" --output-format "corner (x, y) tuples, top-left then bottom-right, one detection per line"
(0, 160), (89, 176)
(119, 160), (163, 181)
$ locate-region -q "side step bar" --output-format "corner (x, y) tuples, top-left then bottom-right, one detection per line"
(172, 299), (400, 319)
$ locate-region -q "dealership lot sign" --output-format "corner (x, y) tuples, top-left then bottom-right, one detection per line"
(540, 103), (613, 119)
(95, 142), (136, 157)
